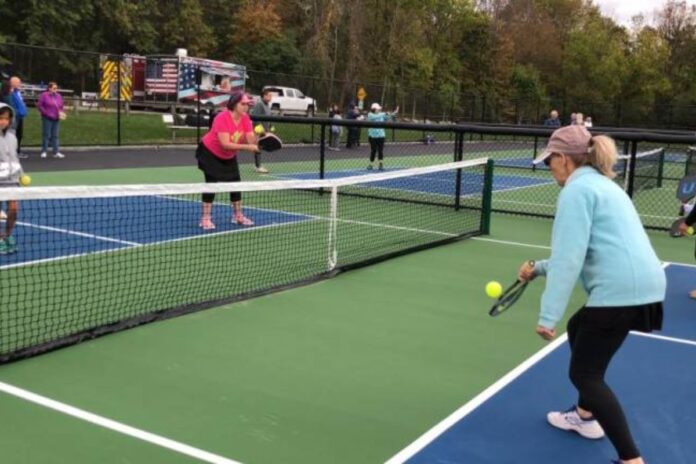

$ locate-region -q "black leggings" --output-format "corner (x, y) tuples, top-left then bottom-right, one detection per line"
(567, 307), (644, 460)
(201, 172), (241, 203)
(369, 137), (384, 162)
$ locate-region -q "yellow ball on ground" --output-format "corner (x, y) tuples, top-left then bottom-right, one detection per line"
(19, 175), (31, 186)
(485, 281), (503, 299)
(688, 226), (694, 236)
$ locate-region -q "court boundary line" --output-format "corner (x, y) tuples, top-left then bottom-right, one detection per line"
(384, 334), (569, 464)
(631, 331), (696, 347)
(16, 221), (142, 246)
(0, 380), (242, 464)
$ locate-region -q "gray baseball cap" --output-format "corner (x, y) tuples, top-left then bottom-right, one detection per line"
(534, 125), (592, 164)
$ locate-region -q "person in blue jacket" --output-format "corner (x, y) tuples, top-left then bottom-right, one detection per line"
(518, 125), (665, 464)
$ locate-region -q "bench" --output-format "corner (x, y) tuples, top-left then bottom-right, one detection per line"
(162, 114), (199, 142)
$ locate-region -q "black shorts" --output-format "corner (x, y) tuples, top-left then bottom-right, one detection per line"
(580, 301), (663, 333)
(195, 142), (241, 182)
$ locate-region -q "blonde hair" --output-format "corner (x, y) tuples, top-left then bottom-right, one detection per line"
(565, 135), (618, 179)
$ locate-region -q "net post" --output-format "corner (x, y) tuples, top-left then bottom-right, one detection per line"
(480, 158), (494, 235)
(454, 131), (464, 210)
(626, 140), (638, 198)
(327, 185), (338, 271)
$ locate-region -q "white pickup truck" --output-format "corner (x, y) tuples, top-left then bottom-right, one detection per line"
(263, 86), (316, 116)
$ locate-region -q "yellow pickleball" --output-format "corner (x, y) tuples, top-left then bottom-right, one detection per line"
(688, 226), (694, 236)
(19, 175), (31, 186)
(254, 124), (264, 135)
(485, 281), (503, 299)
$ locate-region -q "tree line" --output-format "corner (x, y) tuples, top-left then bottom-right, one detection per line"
(3, 0), (696, 127)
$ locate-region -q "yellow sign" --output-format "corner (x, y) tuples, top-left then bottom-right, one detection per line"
(357, 87), (367, 101)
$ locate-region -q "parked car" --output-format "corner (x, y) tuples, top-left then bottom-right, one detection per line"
(262, 86), (316, 116)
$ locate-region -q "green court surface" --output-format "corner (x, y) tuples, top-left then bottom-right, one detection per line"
(0, 164), (691, 463)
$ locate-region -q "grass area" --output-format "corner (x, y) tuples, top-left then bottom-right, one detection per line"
(20, 109), (456, 146)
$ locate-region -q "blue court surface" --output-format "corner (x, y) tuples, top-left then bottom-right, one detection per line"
(0, 195), (312, 268)
(277, 168), (553, 196)
(389, 263), (696, 464)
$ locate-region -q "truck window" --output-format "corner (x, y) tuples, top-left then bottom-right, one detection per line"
(286, 89), (295, 98)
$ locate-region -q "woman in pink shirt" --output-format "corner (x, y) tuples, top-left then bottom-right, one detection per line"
(196, 92), (258, 229)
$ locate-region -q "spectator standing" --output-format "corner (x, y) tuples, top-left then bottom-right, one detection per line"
(544, 110), (561, 127)
(37, 82), (66, 159)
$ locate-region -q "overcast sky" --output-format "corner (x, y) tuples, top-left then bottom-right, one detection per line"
(596, 0), (696, 25)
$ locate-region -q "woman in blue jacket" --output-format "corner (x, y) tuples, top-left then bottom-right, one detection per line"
(519, 125), (665, 464)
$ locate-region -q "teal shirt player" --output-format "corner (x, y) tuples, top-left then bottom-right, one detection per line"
(534, 166), (666, 329)
(367, 112), (394, 138)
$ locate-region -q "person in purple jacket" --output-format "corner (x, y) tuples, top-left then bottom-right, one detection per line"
(37, 81), (65, 159)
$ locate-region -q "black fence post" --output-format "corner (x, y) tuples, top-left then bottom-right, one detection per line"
(454, 131), (464, 210)
(480, 158), (495, 235)
(117, 56), (122, 146)
(319, 123), (327, 180)
(532, 135), (539, 171)
(196, 65), (202, 143)
(626, 140), (638, 198)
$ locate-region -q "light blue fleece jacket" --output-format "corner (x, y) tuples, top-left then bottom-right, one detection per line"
(534, 166), (666, 329)
(367, 111), (395, 138)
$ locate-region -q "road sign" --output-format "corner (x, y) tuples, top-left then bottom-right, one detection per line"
(357, 87), (367, 101)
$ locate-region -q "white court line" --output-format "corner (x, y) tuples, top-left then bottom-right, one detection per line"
(385, 335), (569, 464)
(472, 237), (551, 250)
(17, 221), (141, 246)
(0, 381), (241, 464)
(630, 331), (696, 347)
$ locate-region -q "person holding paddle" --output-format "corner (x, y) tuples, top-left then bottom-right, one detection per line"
(518, 125), (665, 464)
(196, 91), (257, 230)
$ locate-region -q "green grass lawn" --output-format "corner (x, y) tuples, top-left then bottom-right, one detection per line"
(20, 109), (455, 147)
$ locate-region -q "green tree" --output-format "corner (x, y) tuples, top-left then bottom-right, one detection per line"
(159, 0), (216, 56)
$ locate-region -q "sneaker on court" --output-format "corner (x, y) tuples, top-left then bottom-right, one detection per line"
(547, 406), (605, 439)
(0, 238), (7, 254)
(40, 152), (47, 159)
(366, 164), (373, 170)
(255, 166), (269, 174)
(53, 152), (66, 159)
(4, 236), (17, 254)
(199, 218), (215, 230)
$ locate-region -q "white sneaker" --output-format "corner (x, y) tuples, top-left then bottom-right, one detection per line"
(53, 152), (65, 159)
(40, 152), (47, 159)
(255, 166), (269, 174)
(0, 210), (6, 220)
(547, 406), (605, 439)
